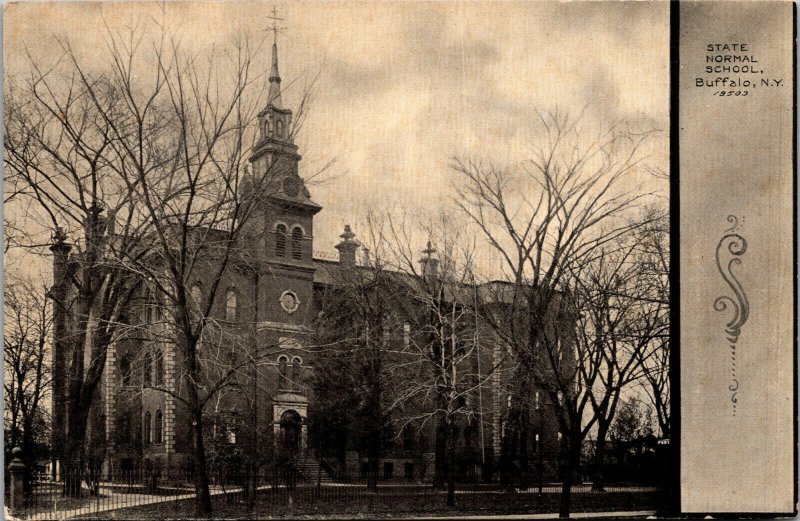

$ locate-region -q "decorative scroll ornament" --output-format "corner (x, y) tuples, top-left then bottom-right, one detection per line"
(713, 216), (750, 343)
(713, 215), (749, 416)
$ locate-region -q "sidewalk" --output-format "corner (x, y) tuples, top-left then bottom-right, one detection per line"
(21, 484), (235, 520)
(406, 511), (657, 520)
(20, 482), (315, 520)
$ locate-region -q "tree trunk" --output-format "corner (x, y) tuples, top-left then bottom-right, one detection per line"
(21, 422), (35, 495)
(591, 422), (609, 492)
(366, 360), (381, 492)
(191, 407), (213, 517)
(558, 435), (581, 518)
(499, 411), (519, 488)
(62, 455), (84, 498)
(519, 413), (530, 490)
(446, 417), (456, 507)
(366, 423), (380, 492)
(62, 410), (89, 498)
(433, 408), (446, 489)
(365, 328), (382, 492)
(559, 454), (573, 518)
(248, 270), (260, 506)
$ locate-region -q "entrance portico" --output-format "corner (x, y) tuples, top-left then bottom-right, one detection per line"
(272, 393), (308, 457)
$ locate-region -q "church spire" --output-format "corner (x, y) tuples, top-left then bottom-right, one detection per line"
(268, 42), (283, 109)
(266, 6), (285, 109)
(252, 7), (305, 162)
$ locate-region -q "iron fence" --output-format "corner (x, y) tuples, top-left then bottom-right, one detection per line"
(9, 470), (662, 520)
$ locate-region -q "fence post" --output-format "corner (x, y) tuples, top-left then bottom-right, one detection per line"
(7, 447), (26, 515)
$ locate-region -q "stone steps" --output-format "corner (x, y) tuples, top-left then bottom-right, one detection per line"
(297, 460), (334, 483)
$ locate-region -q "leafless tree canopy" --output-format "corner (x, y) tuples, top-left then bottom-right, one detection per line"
(4, 275), (53, 490)
(450, 109), (666, 516)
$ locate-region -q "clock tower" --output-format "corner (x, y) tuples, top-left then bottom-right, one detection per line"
(246, 32), (319, 459)
(241, 34), (321, 338)
(248, 39), (321, 269)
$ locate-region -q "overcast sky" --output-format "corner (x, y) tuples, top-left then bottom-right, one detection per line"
(5, 1), (669, 273)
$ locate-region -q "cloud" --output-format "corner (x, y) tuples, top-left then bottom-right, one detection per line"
(5, 1), (669, 258)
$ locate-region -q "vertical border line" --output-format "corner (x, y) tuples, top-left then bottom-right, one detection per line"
(668, 0), (681, 515)
(792, 2), (798, 516)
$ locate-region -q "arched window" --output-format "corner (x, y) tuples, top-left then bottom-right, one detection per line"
(403, 424), (415, 451)
(155, 410), (163, 444)
(143, 352), (153, 387)
(226, 289), (237, 322)
(290, 356), (302, 390)
(119, 355), (131, 386)
(190, 284), (203, 310)
(144, 291), (161, 324)
(276, 119), (284, 138)
(154, 350), (164, 387)
(144, 292), (154, 323)
(403, 323), (411, 349)
(118, 414), (131, 444)
(291, 227), (303, 260)
(275, 224), (287, 257)
(383, 424), (396, 450)
(278, 356), (289, 390)
(143, 412), (152, 445)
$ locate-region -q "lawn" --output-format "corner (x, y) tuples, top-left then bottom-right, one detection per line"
(74, 486), (662, 520)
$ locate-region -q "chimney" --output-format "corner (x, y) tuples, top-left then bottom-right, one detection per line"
(335, 225), (360, 268)
(419, 240), (439, 280)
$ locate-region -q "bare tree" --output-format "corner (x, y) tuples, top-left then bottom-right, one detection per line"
(3, 275), (53, 490)
(5, 16), (327, 512)
(631, 210), (670, 438)
(312, 216), (436, 491)
(313, 212), (499, 506)
(4, 47), (156, 495)
(381, 212), (498, 507)
(566, 221), (667, 491)
(452, 109), (660, 517)
(82, 24), (330, 515)
(313, 230), (396, 492)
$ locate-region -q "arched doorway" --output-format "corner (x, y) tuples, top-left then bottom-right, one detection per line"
(279, 409), (302, 457)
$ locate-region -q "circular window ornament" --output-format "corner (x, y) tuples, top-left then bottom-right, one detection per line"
(279, 290), (300, 314)
(283, 176), (300, 198)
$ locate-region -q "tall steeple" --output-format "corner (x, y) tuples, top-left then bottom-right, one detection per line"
(268, 41), (283, 109)
(255, 6), (291, 147)
(248, 7), (320, 215)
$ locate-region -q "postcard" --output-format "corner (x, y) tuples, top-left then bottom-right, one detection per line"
(2, 1), (795, 519)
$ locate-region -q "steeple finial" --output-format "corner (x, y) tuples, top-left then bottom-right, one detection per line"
(265, 6), (286, 108)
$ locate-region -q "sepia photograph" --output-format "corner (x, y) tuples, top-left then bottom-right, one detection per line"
(10, 0), (790, 519)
